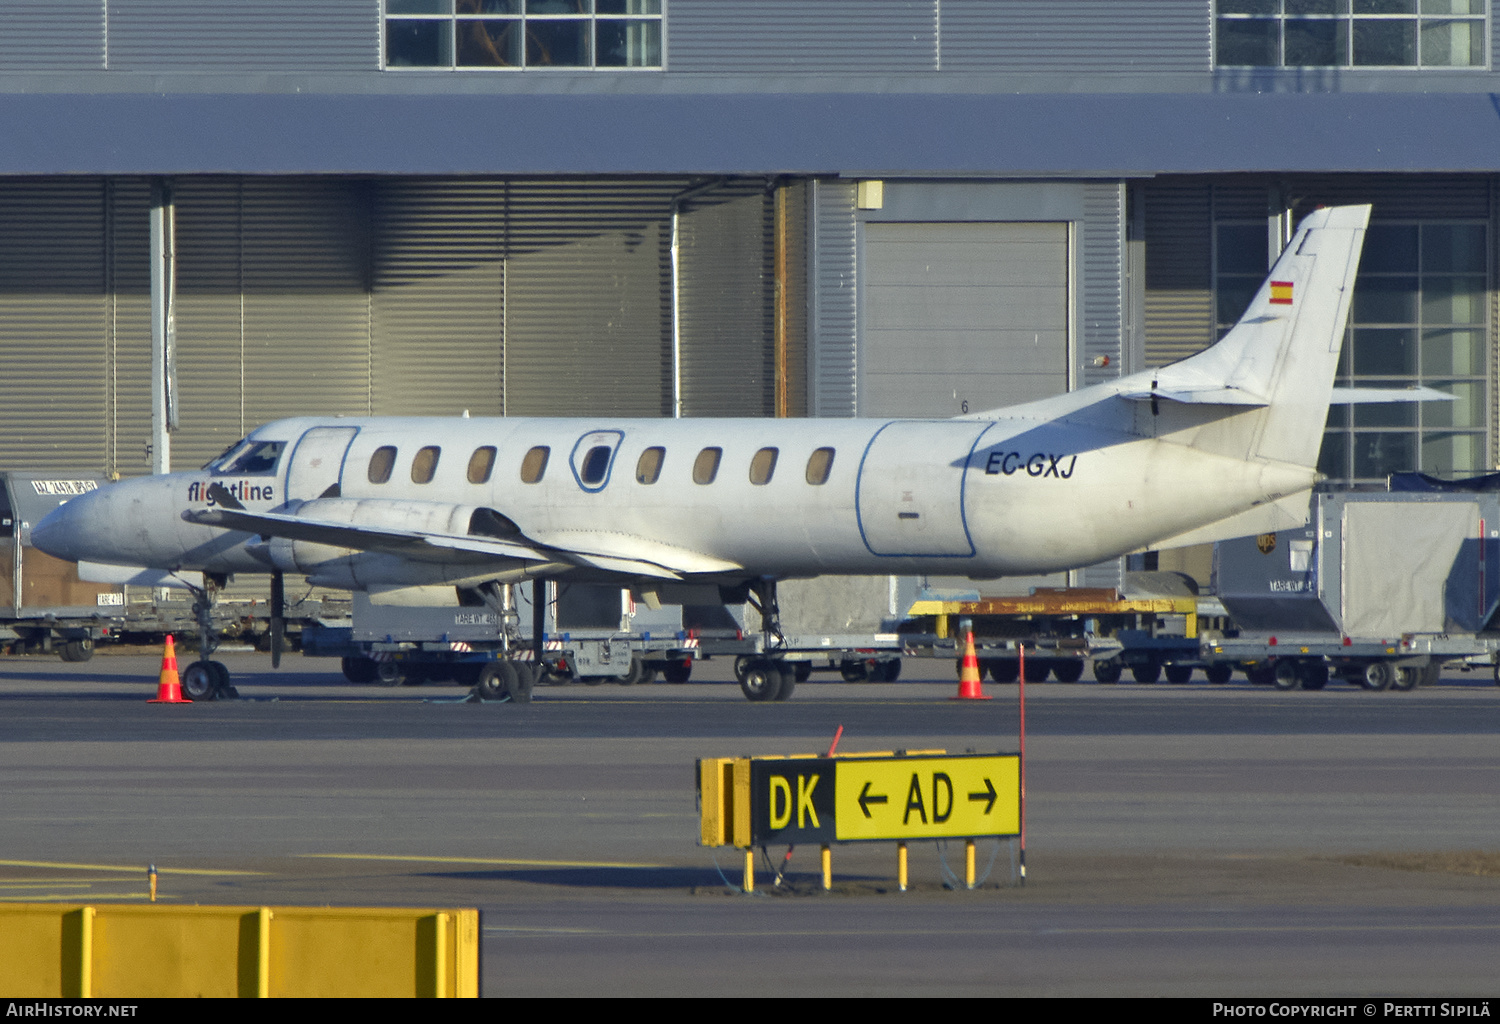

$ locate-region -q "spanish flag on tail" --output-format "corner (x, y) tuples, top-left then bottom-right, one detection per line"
(1269, 280), (1294, 305)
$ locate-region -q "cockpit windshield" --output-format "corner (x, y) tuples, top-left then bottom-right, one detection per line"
(205, 439), (286, 476)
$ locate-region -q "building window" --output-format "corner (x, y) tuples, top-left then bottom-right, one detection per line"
(1215, 218), (1490, 485)
(385, 1), (663, 70)
(1215, 1), (1485, 69)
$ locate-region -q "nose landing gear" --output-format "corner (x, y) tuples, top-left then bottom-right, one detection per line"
(181, 573), (235, 701)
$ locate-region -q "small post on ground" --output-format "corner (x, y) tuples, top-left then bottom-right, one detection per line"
(897, 843), (908, 892)
(743, 849), (754, 893)
(820, 845), (832, 891)
(965, 839), (977, 889)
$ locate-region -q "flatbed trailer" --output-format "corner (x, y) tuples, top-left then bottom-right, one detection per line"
(902, 588), (1204, 683)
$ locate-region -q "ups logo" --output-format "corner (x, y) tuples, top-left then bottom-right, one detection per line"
(1256, 533), (1277, 554)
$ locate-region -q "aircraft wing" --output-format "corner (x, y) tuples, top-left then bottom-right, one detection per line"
(181, 507), (734, 581)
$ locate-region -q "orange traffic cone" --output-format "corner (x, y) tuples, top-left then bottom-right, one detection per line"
(148, 634), (189, 704)
(951, 630), (992, 700)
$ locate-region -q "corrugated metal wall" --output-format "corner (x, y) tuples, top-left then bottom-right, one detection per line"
(0, 2), (103, 69)
(941, 0), (1209, 72)
(669, 0), (937, 73)
(1080, 181), (1126, 387)
(0, 175), (786, 473)
(106, 0), (377, 71)
(1142, 178), (1213, 368)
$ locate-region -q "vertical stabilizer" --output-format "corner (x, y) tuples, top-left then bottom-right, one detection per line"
(1145, 204), (1370, 468)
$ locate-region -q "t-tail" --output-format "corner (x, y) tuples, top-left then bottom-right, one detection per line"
(1131, 204), (1371, 469)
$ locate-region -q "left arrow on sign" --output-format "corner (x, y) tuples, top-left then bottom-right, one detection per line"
(968, 777), (996, 815)
(858, 781), (888, 818)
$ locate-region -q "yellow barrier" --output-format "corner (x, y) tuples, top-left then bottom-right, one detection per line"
(0, 904), (479, 998)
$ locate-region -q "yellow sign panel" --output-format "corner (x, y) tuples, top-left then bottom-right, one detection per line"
(833, 755), (1019, 841)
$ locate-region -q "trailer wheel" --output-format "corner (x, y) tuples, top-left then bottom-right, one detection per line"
(1204, 663), (1234, 684)
(1361, 662), (1394, 691)
(874, 658), (901, 682)
(988, 659), (1019, 683)
(1272, 661), (1301, 691)
(1051, 660), (1084, 683)
(1300, 663), (1329, 690)
(1131, 662), (1162, 684)
(341, 656), (378, 684)
(740, 660), (783, 702)
(1392, 665), (1420, 692)
(1092, 659), (1123, 684)
(1164, 664), (1194, 684)
(375, 660), (404, 687)
(794, 661), (812, 683)
(842, 660), (871, 683)
(59, 639), (93, 663)
(663, 659), (692, 684)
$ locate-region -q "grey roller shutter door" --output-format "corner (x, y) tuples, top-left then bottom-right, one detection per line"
(677, 182), (775, 417)
(502, 180), (683, 418)
(0, 180), (109, 471)
(860, 221), (1069, 419)
(370, 180), (506, 418)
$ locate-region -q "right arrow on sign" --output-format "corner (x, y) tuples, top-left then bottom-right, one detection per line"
(968, 777), (997, 814)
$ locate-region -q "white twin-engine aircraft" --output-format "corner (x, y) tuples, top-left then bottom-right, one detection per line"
(36, 205), (1394, 699)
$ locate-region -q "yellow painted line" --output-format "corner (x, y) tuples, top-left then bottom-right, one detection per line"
(0, 859), (264, 876)
(0, 893), (160, 903)
(300, 853), (668, 870)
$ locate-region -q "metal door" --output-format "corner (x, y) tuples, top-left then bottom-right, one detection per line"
(856, 421), (989, 557)
(285, 427), (357, 502)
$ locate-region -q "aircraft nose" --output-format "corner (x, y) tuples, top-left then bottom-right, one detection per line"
(31, 492), (92, 562)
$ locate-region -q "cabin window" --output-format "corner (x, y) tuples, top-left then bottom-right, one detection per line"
(368, 446), (397, 484)
(805, 447), (835, 485)
(636, 446), (665, 484)
(693, 447), (722, 485)
(467, 446), (497, 484)
(580, 445), (612, 486)
(521, 445), (550, 484)
(411, 446), (441, 484)
(749, 447), (778, 485)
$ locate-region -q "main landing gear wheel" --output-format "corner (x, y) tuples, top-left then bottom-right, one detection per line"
(476, 661), (534, 703)
(740, 659), (794, 702)
(182, 660), (232, 701)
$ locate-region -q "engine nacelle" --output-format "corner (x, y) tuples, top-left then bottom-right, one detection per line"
(243, 498), (517, 580)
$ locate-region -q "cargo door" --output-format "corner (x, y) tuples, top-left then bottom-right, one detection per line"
(285, 427), (358, 502)
(856, 421), (988, 557)
(1342, 500), (1475, 636)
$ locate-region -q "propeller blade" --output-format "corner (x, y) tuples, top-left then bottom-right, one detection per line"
(270, 571), (284, 670)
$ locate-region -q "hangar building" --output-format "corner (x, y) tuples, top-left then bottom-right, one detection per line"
(1, 2), (1497, 589)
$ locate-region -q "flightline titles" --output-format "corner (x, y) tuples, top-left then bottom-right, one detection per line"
(1213, 1005), (1491, 1018)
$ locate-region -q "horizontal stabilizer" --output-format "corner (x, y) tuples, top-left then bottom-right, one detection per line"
(1329, 386), (1454, 404)
(1116, 384), (1269, 407)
